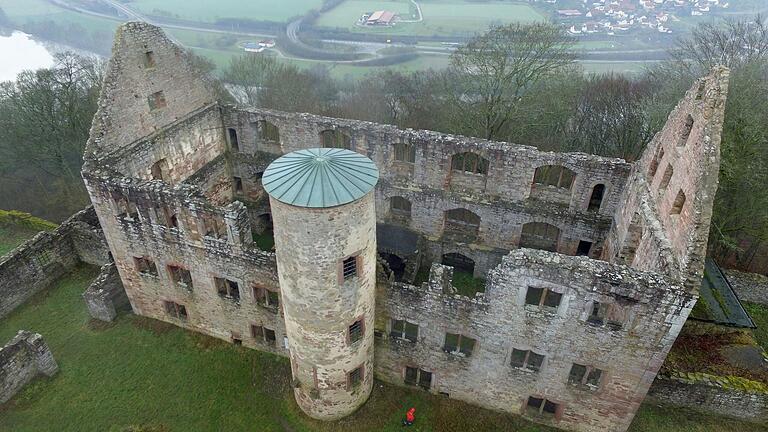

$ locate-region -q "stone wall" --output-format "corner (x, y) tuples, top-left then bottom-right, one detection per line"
(0, 331), (58, 404)
(222, 107), (630, 276)
(647, 376), (768, 423)
(0, 207), (110, 319)
(83, 263), (130, 322)
(724, 269), (768, 306)
(374, 249), (690, 432)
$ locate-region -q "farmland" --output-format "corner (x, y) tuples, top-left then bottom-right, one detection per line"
(315, 0), (545, 37)
(126, 0), (323, 23)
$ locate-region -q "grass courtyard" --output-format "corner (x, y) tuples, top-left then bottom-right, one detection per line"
(0, 264), (766, 431)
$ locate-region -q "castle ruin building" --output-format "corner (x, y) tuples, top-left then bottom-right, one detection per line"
(81, 22), (730, 432)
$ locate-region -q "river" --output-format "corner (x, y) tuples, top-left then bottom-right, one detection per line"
(0, 31), (55, 82)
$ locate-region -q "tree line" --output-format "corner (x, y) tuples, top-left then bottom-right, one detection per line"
(0, 17), (766, 269)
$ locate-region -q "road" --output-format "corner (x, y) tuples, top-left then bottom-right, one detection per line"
(48, 0), (670, 67)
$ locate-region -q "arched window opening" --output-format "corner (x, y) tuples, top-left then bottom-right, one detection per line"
(678, 114), (694, 147)
(390, 196), (412, 217)
(394, 142), (415, 163)
(444, 208), (481, 240)
(659, 164), (673, 192)
(588, 184), (605, 212)
(533, 165), (575, 190)
(320, 129), (351, 149)
(451, 152), (489, 175)
(442, 253), (475, 274)
(258, 120), (280, 143)
(671, 190), (686, 216)
(520, 222), (560, 252)
(227, 128), (239, 151)
(151, 158), (169, 182)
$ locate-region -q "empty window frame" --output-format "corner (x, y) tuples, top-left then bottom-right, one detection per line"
(659, 164), (673, 192)
(519, 222), (560, 252)
(320, 129), (351, 149)
(444, 208), (481, 238)
(510, 349), (545, 372)
(671, 189), (686, 216)
(443, 333), (476, 357)
(526, 396), (560, 418)
(251, 324), (277, 346)
(394, 142), (416, 163)
(451, 152), (489, 175)
(525, 287), (562, 309)
(576, 241), (593, 256)
(202, 215), (228, 240)
(215, 277), (240, 301)
(404, 366), (432, 390)
(134, 256), (158, 276)
(390, 319), (418, 342)
(587, 184), (605, 212)
(258, 120), (280, 142)
(678, 114), (694, 147)
(227, 128), (239, 151)
(114, 194), (139, 220)
(342, 255), (359, 280)
(147, 90), (167, 111)
(348, 318), (364, 344)
(568, 363), (603, 389)
(587, 301), (626, 330)
(348, 365), (364, 389)
(163, 300), (187, 320)
(533, 165), (575, 190)
(390, 196), (412, 217)
(253, 285), (279, 309)
(233, 176), (244, 194)
(168, 265), (193, 290)
(151, 158), (170, 182)
(649, 147), (664, 178)
(143, 50), (156, 68)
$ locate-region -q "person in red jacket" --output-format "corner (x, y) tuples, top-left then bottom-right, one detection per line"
(402, 407), (416, 426)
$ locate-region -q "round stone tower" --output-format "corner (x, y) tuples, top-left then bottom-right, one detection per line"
(262, 148), (379, 420)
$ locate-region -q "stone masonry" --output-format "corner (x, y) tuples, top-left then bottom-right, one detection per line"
(81, 22), (730, 432)
(0, 330), (58, 404)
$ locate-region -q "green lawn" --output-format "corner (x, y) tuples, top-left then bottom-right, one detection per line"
(315, 0), (544, 37)
(1, 266), (765, 431)
(744, 301), (768, 351)
(128, 0), (323, 23)
(0, 224), (39, 256)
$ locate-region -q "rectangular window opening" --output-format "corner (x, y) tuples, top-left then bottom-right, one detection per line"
(342, 256), (358, 280)
(348, 319), (364, 344)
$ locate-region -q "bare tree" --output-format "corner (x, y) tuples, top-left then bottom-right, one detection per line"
(670, 15), (768, 73)
(444, 22), (576, 140)
(566, 74), (653, 161)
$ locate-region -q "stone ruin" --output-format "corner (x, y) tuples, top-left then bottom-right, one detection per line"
(74, 21), (729, 432)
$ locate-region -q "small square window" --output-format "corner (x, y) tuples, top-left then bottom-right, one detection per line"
(162, 300), (187, 320)
(443, 333), (475, 357)
(134, 256), (158, 276)
(348, 365), (363, 389)
(349, 319), (364, 344)
(148, 90), (167, 111)
(168, 265), (193, 290)
(542, 291), (562, 308)
(390, 319), (418, 342)
(342, 256), (358, 280)
(215, 277), (240, 301)
(525, 287), (544, 305)
(525, 287), (562, 310)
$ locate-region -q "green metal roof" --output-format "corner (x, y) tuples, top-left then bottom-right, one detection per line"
(262, 148), (379, 208)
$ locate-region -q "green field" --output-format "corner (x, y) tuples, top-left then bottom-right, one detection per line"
(1, 266), (766, 431)
(128, 0), (323, 23)
(316, 0), (545, 37)
(0, 224), (38, 256)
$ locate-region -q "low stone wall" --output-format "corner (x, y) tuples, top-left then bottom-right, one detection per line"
(0, 330), (58, 404)
(724, 269), (768, 306)
(0, 206), (112, 319)
(647, 375), (768, 423)
(83, 263), (129, 322)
